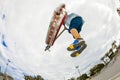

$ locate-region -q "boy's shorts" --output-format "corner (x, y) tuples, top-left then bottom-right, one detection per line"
(68, 16), (84, 33)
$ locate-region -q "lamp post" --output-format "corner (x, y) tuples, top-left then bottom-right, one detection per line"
(0, 66), (1, 74)
(75, 66), (81, 77)
(4, 59), (11, 80)
(64, 76), (65, 80)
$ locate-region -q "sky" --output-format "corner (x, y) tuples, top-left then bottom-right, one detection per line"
(0, 0), (120, 80)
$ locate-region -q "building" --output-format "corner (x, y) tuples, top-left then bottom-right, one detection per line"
(0, 73), (14, 80)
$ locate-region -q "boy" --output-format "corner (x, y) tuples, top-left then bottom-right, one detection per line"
(50, 4), (87, 56)
(64, 13), (86, 52)
(56, 4), (86, 55)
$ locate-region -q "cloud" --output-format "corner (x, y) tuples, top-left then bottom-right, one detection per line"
(0, 0), (120, 80)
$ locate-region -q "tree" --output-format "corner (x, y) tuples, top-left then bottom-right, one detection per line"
(68, 77), (76, 80)
(24, 75), (44, 80)
(36, 75), (44, 80)
(24, 75), (33, 80)
(89, 63), (104, 76)
(77, 73), (89, 80)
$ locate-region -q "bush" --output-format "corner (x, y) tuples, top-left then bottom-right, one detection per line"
(77, 73), (89, 80)
(89, 63), (105, 76)
(24, 75), (44, 80)
(68, 77), (76, 80)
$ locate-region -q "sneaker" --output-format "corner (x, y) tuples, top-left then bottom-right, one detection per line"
(70, 43), (87, 57)
(67, 38), (85, 51)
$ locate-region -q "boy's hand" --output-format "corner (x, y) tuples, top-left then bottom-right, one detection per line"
(117, 8), (120, 15)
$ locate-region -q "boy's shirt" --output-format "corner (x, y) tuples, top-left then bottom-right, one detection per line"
(65, 13), (80, 27)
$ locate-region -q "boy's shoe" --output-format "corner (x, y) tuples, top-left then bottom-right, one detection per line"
(70, 43), (87, 57)
(67, 38), (85, 51)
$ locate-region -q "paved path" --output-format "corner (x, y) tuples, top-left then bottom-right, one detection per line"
(109, 73), (120, 80)
(90, 50), (120, 80)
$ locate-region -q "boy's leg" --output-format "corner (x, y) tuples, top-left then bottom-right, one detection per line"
(67, 28), (85, 51)
(67, 17), (85, 51)
(70, 28), (81, 39)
